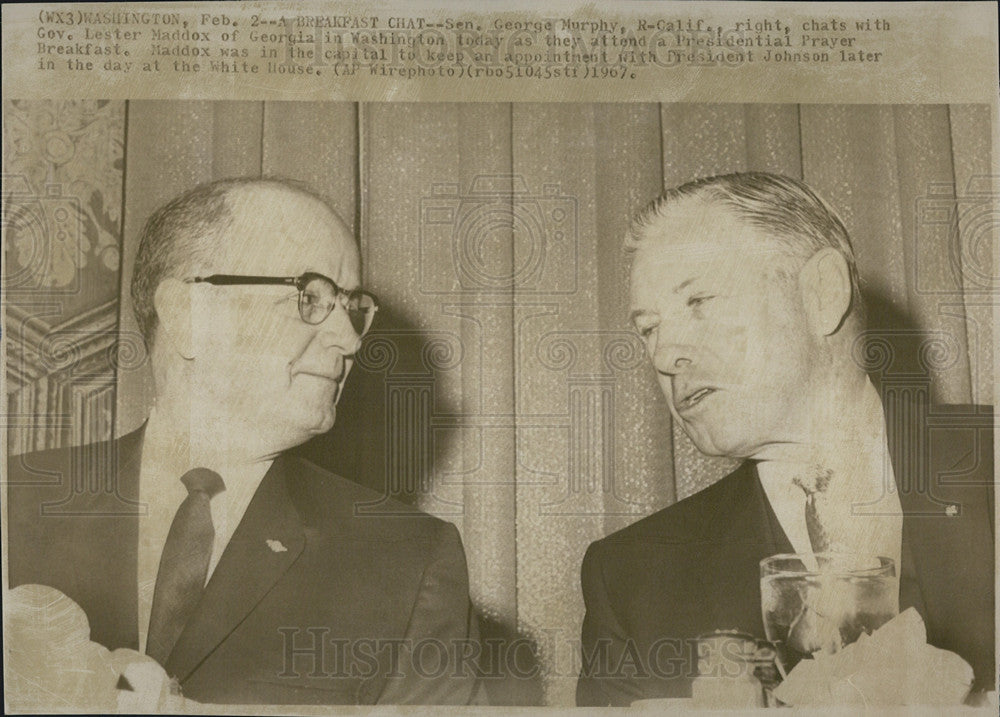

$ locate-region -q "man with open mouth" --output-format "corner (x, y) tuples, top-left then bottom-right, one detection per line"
(576, 172), (994, 706)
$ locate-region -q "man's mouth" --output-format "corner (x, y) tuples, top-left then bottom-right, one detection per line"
(290, 367), (344, 396)
(289, 359), (344, 383)
(677, 387), (716, 412)
(298, 372), (339, 382)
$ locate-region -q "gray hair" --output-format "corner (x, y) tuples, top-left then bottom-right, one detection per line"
(625, 172), (864, 328)
(130, 176), (334, 347)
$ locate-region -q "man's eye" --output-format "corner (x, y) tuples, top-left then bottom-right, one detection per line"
(687, 295), (714, 308)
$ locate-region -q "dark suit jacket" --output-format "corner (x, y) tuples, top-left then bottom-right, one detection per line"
(7, 429), (480, 705)
(577, 400), (995, 706)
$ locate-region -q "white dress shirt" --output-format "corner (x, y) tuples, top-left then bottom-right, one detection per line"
(137, 411), (272, 654)
(756, 380), (903, 573)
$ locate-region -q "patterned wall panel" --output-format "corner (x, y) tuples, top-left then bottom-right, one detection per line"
(4, 100), (125, 453)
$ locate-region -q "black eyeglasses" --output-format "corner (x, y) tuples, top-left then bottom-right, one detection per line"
(185, 272), (380, 336)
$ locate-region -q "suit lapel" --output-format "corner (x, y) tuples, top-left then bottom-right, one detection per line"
(165, 455), (305, 682)
(693, 463), (792, 633)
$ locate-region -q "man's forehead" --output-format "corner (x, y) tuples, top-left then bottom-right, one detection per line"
(227, 184), (339, 230)
(628, 201), (788, 308)
(633, 201), (781, 271)
(640, 199), (759, 246)
(219, 184), (356, 272)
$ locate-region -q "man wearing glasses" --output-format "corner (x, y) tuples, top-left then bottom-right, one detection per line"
(7, 178), (481, 705)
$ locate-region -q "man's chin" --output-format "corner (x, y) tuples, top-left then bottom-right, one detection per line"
(305, 407), (336, 435)
(683, 426), (749, 459)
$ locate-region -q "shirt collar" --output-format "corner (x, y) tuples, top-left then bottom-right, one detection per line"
(139, 408), (272, 526)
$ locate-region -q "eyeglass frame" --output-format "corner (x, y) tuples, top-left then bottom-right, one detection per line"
(184, 272), (380, 334)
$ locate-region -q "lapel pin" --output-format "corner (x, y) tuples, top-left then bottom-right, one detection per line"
(266, 539), (288, 552)
(945, 504), (958, 517)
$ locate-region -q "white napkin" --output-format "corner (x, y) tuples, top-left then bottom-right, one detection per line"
(774, 608), (974, 706)
(4, 584), (188, 712)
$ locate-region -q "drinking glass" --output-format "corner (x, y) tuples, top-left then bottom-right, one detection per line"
(760, 553), (898, 674)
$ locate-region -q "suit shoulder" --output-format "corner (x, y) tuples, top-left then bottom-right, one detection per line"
(8, 430), (142, 488)
(282, 454), (458, 545)
(8, 441), (83, 478)
(589, 462), (751, 552)
(7, 435), (136, 514)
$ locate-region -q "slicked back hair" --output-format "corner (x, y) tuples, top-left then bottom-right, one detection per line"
(130, 176), (334, 347)
(625, 172), (864, 330)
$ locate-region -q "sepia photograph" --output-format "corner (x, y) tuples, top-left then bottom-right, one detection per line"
(2, 2), (997, 713)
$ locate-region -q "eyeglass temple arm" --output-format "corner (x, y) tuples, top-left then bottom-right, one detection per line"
(186, 275), (299, 287)
(185, 275), (380, 312)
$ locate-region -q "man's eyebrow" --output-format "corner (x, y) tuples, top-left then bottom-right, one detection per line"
(672, 277), (698, 294)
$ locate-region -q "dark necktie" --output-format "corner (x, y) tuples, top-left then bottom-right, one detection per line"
(792, 466), (840, 554)
(146, 468), (225, 667)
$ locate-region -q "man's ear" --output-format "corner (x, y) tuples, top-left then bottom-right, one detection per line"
(798, 247), (852, 336)
(153, 278), (195, 360)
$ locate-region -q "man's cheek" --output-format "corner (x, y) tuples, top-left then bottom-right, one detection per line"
(711, 324), (749, 376)
(233, 320), (287, 354)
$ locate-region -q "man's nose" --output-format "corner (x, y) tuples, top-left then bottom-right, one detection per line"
(651, 339), (694, 376)
(316, 306), (362, 355)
